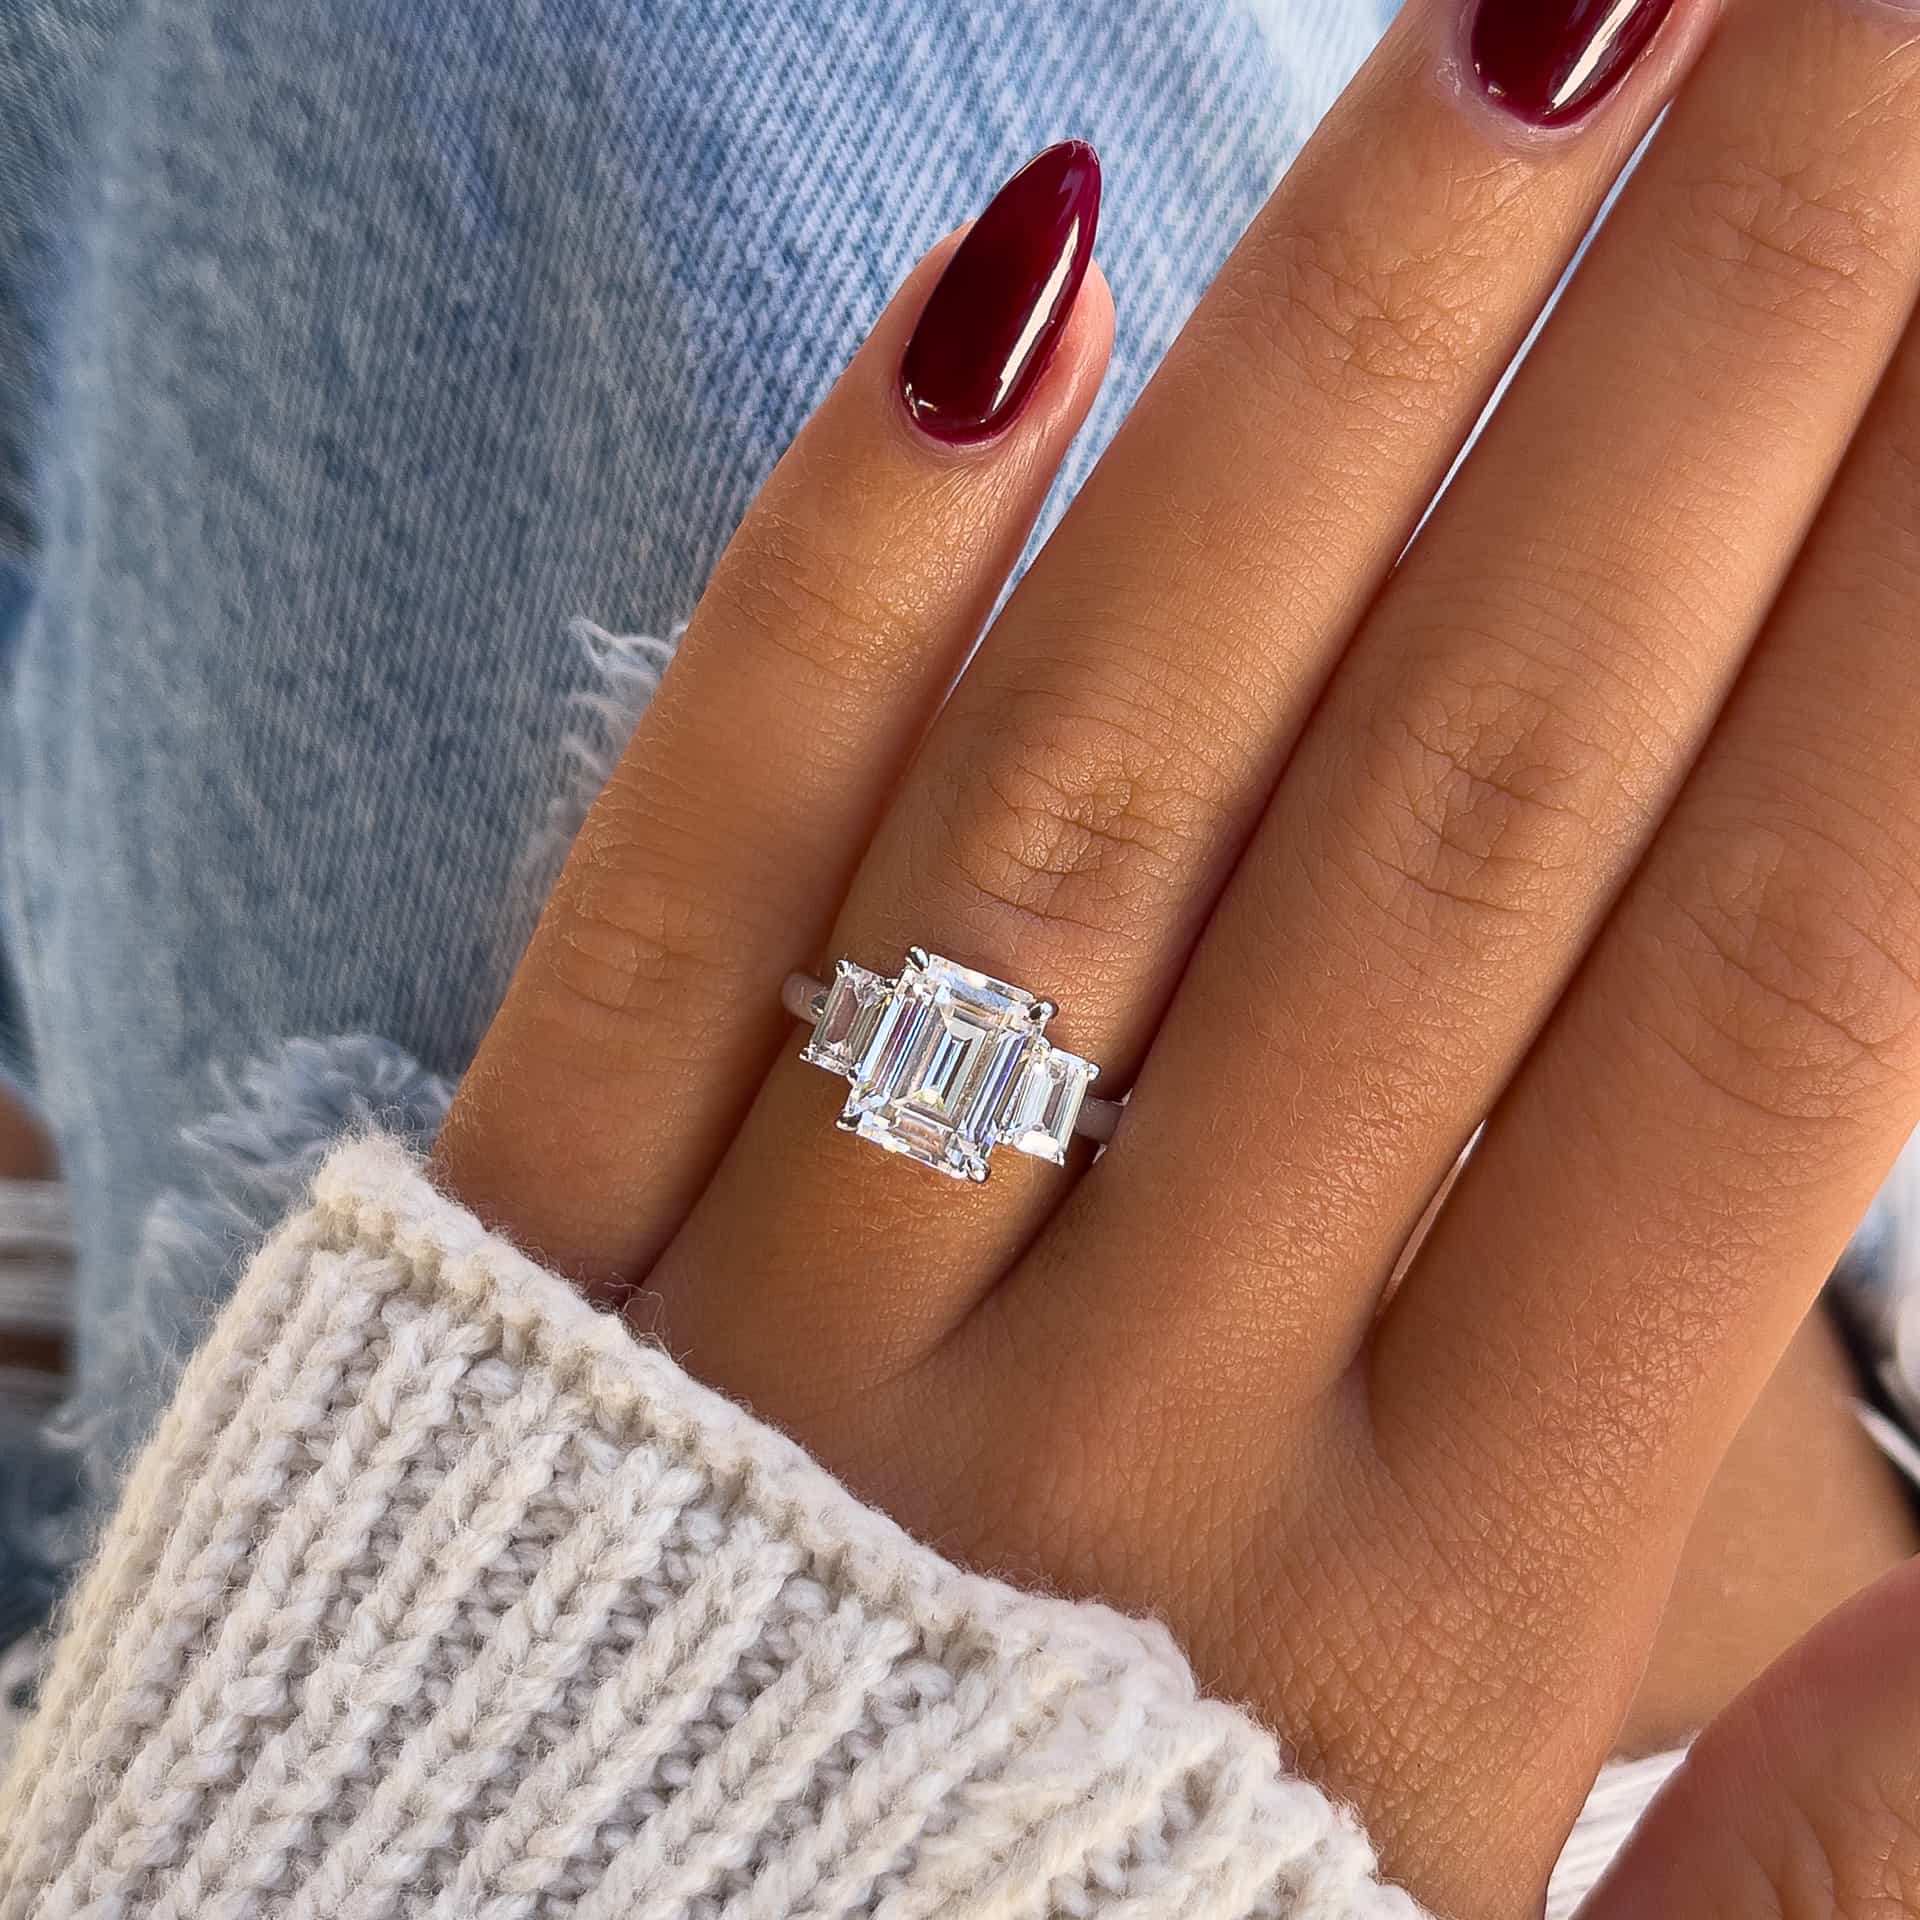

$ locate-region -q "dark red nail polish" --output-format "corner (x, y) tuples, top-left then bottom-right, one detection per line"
(1469, 0), (1678, 127)
(900, 141), (1101, 444)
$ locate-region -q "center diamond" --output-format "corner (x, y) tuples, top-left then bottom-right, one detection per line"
(842, 953), (1046, 1181)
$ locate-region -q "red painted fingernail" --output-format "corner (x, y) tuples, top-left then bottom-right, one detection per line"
(900, 141), (1101, 445)
(1469, 0), (1679, 127)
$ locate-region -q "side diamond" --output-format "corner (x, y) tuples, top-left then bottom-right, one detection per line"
(801, 961), (889, 1077)
(1002, 1044), (1097, 1165)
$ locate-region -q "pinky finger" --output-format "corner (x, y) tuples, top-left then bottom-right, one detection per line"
(434, 145), (1112, 1293)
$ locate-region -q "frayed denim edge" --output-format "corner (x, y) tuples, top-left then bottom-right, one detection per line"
(31, 616), (674, 1592)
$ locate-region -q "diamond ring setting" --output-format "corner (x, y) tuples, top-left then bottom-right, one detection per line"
(784, 949), (1122, 1182)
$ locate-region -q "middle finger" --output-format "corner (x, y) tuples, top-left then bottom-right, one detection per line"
(651, 0), (1719, 1397)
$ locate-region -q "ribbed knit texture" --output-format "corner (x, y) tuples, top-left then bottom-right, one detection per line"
(0, 1137), (1424, 1920)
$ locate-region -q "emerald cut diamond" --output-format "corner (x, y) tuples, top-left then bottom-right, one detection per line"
(799, 962), (889, 1076)
(1004, 1041), (1097, 1166)
(799, 950), (1099, 1181)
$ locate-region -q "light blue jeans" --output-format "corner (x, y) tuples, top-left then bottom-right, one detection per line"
(0, 0), (1397, 1625)
(3, 0), (1914, 1647)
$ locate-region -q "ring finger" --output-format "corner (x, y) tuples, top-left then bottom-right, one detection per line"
(434, 199), (1113, 1288)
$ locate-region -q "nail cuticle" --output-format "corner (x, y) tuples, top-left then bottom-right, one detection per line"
(899, 141), (1101, 446)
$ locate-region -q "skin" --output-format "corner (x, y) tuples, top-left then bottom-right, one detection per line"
(0, 1089), (60, 1373)
(434, 0), (1920, 1910)
(1621, 1309), (1914, 1755)
(1588, 1552), (1920, 1917)
(1390, 1146), (1920, 1758)
(0, 1087), (53, 1184)
(0, 1090), (58, 1374)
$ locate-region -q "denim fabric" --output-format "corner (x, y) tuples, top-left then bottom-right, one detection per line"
(0, 0), (1395, 1538)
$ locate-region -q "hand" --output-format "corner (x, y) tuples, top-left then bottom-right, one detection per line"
(435, 0), (1920, 1909)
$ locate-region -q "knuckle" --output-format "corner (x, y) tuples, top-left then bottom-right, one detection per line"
(928, 686), (1213, 948)
(535, 798), (742, 1032)
(1198, 217), (1481, 417)
(1337, 645), (1632, 933)
(1662, 138), (1905, 339)
(1641, 801), (1920, 1127)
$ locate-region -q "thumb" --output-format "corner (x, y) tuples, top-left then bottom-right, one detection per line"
(1579, 1553), (1920, 1918)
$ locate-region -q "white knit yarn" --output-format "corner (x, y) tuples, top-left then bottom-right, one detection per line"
(0, 1136), (1426, 1920)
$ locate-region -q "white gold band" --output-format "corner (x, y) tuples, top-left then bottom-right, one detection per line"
(785, 954), (1122, 1182)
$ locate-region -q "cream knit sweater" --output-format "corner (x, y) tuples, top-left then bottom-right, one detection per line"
(0, 1136), (1428, 1920)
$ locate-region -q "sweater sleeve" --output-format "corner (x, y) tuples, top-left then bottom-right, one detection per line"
(0, 1135), (1426, 1920)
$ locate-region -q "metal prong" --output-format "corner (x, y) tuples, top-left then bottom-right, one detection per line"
(906, 946), (932, 972)
(835, 1114), (860, 1134)
(966, 1161), (990, 1183)
(1028, 999), (1057, 1027)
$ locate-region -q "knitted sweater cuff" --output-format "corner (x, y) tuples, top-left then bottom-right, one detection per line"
(0, 1134), (1425, 1920)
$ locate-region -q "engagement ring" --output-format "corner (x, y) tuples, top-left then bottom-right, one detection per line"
(785, 949), (1122, 1181)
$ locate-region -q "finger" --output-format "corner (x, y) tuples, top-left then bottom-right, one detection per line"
(1576, 1555), (1920, 1920)
(651, 0), (1721, 1395)
(433, 165), (1113, 1289)
(1043, 0), (1920, 1393)
(1376, 255), (1920, 1667)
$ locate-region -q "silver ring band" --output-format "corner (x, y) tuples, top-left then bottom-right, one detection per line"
(785, 952), (1123, 1181)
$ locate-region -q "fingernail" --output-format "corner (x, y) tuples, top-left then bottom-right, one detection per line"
(900, 141), (1101, 444)
(1469, 0), (1679, 127)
